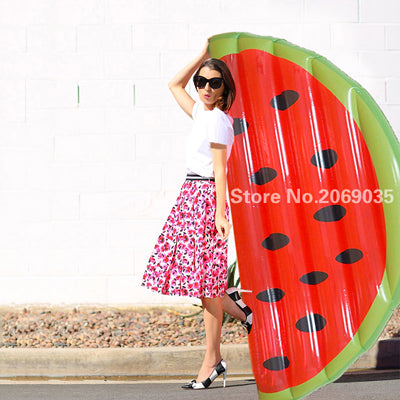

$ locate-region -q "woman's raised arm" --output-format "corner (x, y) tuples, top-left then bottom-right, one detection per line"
(168, 40), (210, 118)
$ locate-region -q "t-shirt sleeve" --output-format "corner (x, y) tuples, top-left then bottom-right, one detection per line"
(191, 102), (201, 120)
(207, 111), (234, 146)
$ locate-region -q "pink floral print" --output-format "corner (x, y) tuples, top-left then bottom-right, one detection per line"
(141, 179), (229, 298)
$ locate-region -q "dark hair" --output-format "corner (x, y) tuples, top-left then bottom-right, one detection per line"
(193, 58), (236, 112)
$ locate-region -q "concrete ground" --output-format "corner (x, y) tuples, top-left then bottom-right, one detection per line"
(0, 340), (398, 399)
(0, 370), (398, 400)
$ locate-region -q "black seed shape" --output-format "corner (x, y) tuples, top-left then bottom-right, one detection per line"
(335, 248), (363, 264)
(311, 149), (338, 169)
(262, 233), (290, 250)
(233, 118), (249, 136)
(313, 205), (347, 222)
(263, 356), (290, 371)
(256, 288), (285, 303)
(296, 313), (327, 333)
(300, 271), (329, 285)
(250, 167), (278, 185)
(270, 90), (300, 111)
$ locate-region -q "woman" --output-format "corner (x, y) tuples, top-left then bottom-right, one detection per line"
(141, 39), (252, 390)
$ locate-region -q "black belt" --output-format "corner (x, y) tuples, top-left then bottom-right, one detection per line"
(186, 173), (215, 181)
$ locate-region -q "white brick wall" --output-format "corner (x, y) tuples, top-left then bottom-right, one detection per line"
(0, 0), (398, 306)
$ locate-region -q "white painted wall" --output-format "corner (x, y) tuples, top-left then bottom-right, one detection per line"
(0, 0), (398, 306)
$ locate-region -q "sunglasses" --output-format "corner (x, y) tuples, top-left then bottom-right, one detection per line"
(194, 75), (224, 89)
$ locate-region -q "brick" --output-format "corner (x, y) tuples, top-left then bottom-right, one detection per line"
(105, 0), (160, 24)
(77, 25), (132, 53)
(77, 247), (134, 276)
(0, 79), (25, 122)
(356, 77), (386, 104)
(25, 277), (106, 304)
(0, 222), (25, 249)
(133, 23), (189, 50)
(78, 80), (134, 107)
(161, 163), (187, 191)
(149, 189), (181, 220)
(0, 122), (27, 147)
(108, 276), (167, 304)
(28, 248), (79, 276)
(135, 133), (186, 162)
(105, 134), (134, 161)
(359, 51), (400, 78)
(320, 48), (360, 80)
(387, 78), (400, 104)
(54, 135), (86, 163)
(381, 105), (400, 136)
(27, 108), (79, 135)
(332, 24), (385, 51)
(188, 23), (230, 50)
(0, 148), (27, 190)
(56, 133), (135, 163)
(0, 1), (49, 25)
(51, 221), (107, 248)
(24, 222), (53, 250)
(51, 0), (105, 25)
(22, 53), (104, 80)
(106, 191), (154, 219)
(299, 23), (332, 53)
(25, 159), (53, 191)
(0, 53), (30, 78)
(104, 51), (159, 79)
(160, 50), (201, 80)
(0, 277), (35, 304)
(27, 79), (77, 109)
(105, 107), (137, 134)
(104, 163), (161, 192)
(0, 250), (28, 275)
(1, 192), (52, 223)
(158, 106), (193, 133)
(54, 135), (106, 163)
(305, 0), (358, 23)
(51, 192), (80, 220)
(27, 25), (76, 53)
(106, 220), (162, 247)
(0, 26), (26, 52)
(221, 0), (302, 23)
(252, 24), (302, 45)
(52, 164), (105, 192)
(157, 0), (219, 24)
(386, 25), (400, 50)
(77, 108), (106, 134)
(133, 79), (173, 107)
(0, 193), (27, 222)
(80, 192), (107, 219)
(360, 0), (400, 23)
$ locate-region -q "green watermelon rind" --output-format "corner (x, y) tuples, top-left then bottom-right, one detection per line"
(209, 32), (400, 400)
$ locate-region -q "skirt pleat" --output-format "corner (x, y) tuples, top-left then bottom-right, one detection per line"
(141, 179), (229, 298)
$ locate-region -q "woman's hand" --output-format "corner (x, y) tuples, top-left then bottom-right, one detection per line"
(200, 38), (210, 59)
(167, 37), (211, 118)
(215, 213), (231, 240)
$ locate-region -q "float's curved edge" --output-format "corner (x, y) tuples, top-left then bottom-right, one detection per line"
(209, 31), (400, 400)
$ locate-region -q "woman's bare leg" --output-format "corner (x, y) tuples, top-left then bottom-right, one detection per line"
(221, 292), (246, 321)
(196, 297), (223, 382)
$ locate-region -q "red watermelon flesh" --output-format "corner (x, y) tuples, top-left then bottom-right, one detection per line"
(224, 49), (386, 393)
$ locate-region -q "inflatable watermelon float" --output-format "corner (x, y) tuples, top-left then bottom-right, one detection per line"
(209, 32), (400, 400)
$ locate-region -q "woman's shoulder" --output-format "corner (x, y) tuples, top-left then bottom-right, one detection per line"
(210, 106), (233, 126)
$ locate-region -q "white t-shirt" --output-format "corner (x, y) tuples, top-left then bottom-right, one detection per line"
(186, 101), (234, 177)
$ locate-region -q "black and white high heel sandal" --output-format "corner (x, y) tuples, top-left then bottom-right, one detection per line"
(226, 287), (253, 334)
(181, 359), (227, 389)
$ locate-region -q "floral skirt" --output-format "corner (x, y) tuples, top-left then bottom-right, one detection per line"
(141, 178), (229, 298)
